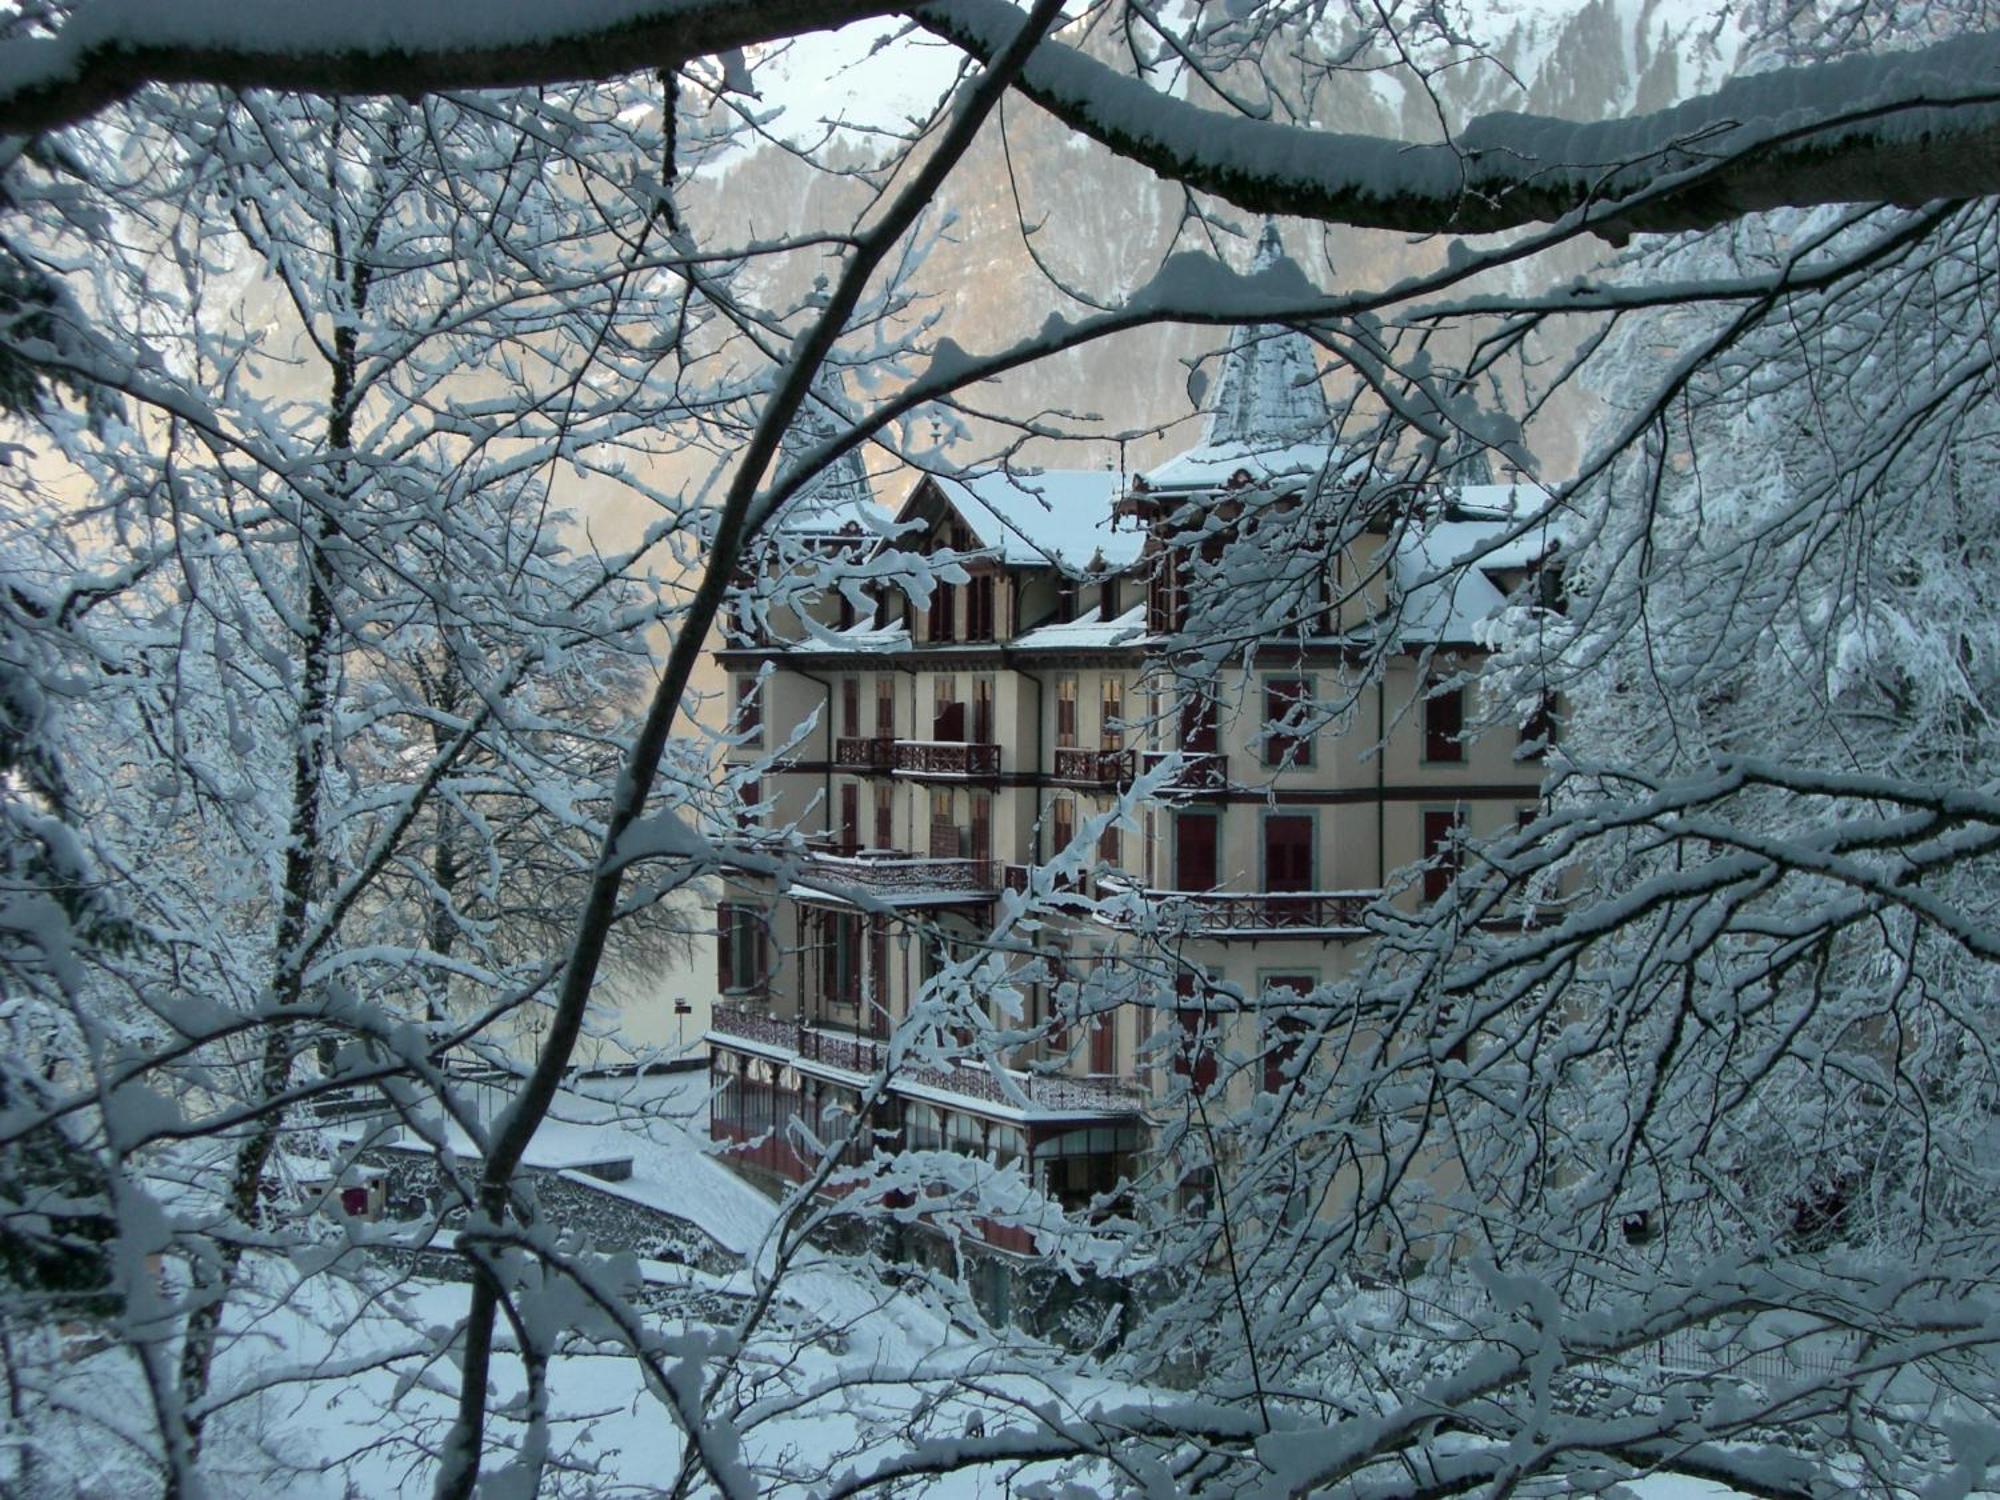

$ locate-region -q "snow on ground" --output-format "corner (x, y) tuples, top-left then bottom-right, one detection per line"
(35, 1074), (1795, 1496)
(117, 1070), (1082, 1496)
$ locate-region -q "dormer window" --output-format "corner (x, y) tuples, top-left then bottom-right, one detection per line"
(967, 573), (996, 641)
(1056, 577), (1079, 623)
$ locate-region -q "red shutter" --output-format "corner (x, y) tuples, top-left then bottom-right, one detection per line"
(840, 783), (859, 853)
(1174, 812), (1217, 890)
(1264, 815), (1313, 892)
(876, 678), (896, 738)
(1425, 681), (1464, 763)
(1423, 809), (1464, 902)
(1173, 976), (1217, 1098)
(1090, 1014), (1114, 1075)
(842, 677), (860, 738)
(972, 680), (993, 744)
(874, 785), (893, 850)
(1264, 679), (1313, 766)
(970, 795), (992, 864)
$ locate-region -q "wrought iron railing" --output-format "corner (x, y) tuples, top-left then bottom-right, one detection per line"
(1104, 888), (1376, 933)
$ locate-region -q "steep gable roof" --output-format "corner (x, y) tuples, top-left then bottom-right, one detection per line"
(922, 469), (1141, 571)
(770, 369), (883, 537)
(1144, 224), (1340, 493)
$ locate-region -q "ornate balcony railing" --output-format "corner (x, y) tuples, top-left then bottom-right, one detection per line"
(710, 1002), (797, 1052)
(709, 1007), (1145, 1115)
(834, 735), (895, 770)
(895, 739), (1001, 777)
(1104, 888), (1377, 933)
(1137, 750), (1227, 791)
(1052, 746), (1133, 786)
(802, 848), (997, 900)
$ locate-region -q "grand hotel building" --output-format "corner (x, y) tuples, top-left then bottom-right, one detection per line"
(703, 232), (1557, 1297)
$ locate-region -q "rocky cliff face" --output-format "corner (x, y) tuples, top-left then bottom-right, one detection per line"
(675, 0), (1739, 485)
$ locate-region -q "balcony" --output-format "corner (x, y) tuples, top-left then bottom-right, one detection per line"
(1104, 888), (1376, 934)
(834, 735), (895, 771)
(1052, 746), (1133, 787)
(1137, 750), (1227, 791)
(710, 1005), (1145, 1116)
(800, 847), (997, 904)
(895, 739), (1001, 778)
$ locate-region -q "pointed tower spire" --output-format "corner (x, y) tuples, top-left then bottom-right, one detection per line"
(776, 365), (875, 533)
(1197, 222), (1330, 452)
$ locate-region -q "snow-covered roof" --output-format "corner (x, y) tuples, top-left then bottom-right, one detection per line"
(770, 370), (883, 537)
(930, 470), (1140, 570)
(785, 619), (911, 654)
(1144, 438), (1351, 493)
(1145, 224), (1339, 494)
(1012, 604), (1149, 651)
(1390, 510), (1559, 644)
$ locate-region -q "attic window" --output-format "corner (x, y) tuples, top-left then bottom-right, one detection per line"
(1057, 577), (1080, 623)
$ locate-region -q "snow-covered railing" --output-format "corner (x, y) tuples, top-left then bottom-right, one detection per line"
(1108, 888), (1378, 933)
(803, 849), (998, 898)
(709, 1007), (1145, 1116)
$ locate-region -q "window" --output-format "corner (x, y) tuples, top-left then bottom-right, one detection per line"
(874, 783), (894, 851)
(1100, 576), (1120, 620)
(1090, 1005), (1115, 1075)
(824, 912), (863, 1008)
(1261, 975), (1315, 1093)
(1097, 815), (1120, 871)
(972, 676), (994, 744)
(933, 674), (963, 740)
(929, 788), (958, 857)
(967, 573), (996, 641)
(735, 777), (761, 831)
(1172, 974), (1218, 1098)
(1180, 688), (1218, 754)
(732, 676), (763, 747)
(1174, 811), (1218, 890)
(875, 676), (896, 739)
(840, 677), (860, 739)
(1263, 677), (1314, 767)
(1055, 673), (1078, 748)
(1057, 577), (1080, 623)
(928, 580), (955, 642)
(1519, 691), (1557, 757)
(1422, 806), (1466, 903)
(1424, 678), (1464, 763)
(970, 792), (992, 864)
(1263, 814), (1314, 894)
(838, 782), (860, 854)
(1101, 678), (1124, 752)
(1051, 795), (1075, 855)
(716, 902), (767, 994)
